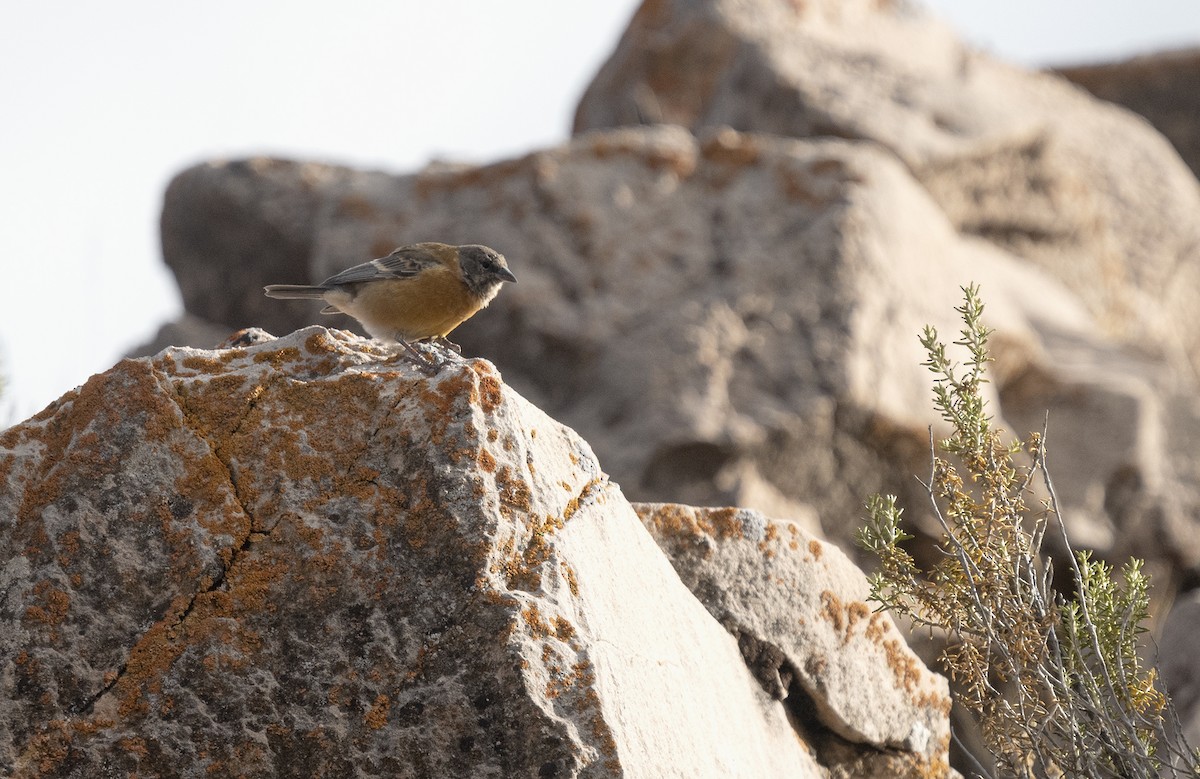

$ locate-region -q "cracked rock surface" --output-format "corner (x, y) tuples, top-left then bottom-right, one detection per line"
(0, 327), (952, 777)
(636, 503), (951, 776)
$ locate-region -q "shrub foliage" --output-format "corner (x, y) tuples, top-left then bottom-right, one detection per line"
(858, 285), (1197, 778)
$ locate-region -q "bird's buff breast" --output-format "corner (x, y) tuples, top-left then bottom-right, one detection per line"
(335, 269), (485, 342)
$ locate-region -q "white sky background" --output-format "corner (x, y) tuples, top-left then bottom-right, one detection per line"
(1, 1), (1198, 424)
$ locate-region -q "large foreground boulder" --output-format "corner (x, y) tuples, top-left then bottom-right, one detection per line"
(0, 329), (952, 777)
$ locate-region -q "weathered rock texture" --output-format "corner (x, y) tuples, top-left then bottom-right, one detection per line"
(0, 328), (952, 777)
(1057, 48), (1200, 180)
(636, 503), (951, 776)
(575, 0), (1200, 364)
(159, 158), (357, 338)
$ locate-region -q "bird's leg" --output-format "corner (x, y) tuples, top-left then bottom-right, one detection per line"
(397, 339), (441, 376)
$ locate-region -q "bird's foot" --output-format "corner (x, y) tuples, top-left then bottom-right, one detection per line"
(430, 337), (463, 354)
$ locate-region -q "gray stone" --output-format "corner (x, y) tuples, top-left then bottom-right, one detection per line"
(2, 328), (952, 776)
(1057, 48), (1200, 180)
(574, 0), (1200, 369)
(160, 157), (359, 336)
(635, 502), (952, 777)
(1161, 590), (1200, 748)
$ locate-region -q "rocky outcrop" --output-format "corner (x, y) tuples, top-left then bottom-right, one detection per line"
(575, 0), (1200, 365)
(1161, 590), (1200, 749)
(635, 503), (950, 776)
(1057, 48), (1200, 180)
(159, 158), (358, 337)
(149, 0), (1200, 595)
(0, 329), (952, 777)
(158, 123), (1200, 588)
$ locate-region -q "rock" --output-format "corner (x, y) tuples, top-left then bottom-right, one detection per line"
(635, 503), (952, 776)
(0, 328), (953, 777)
(1160, 589), (1200, 747)
(1056, 49), (1200, 180)
(574, 0), (1200, 365)
(160, 157), (360, 337)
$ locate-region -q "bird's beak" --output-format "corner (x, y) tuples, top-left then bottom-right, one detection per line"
(497, 267), (517, 284)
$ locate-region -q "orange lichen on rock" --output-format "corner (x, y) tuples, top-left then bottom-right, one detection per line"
(500, 511), (566, 593)
(180, 353), (236, 374)
(865, 612), (890, 644)
(561, 477), (603, 524)
(10, 361), (176, 530)
(757, 521), (780, 558)
(252, 346), (301, 367)
(879, 636), (941, 704)
(469, 362), (504, 412)
(637, 504), (747, 553)
(114, 544), (290, 717)
(22, 581), (70, 636)
(303, 330), (339, 354)
(818, 590), (872, 646)
(819, 590), (846, 634)
(560, 562), (580, 597)
(364, 694), (391, 730)
(495, 465), (534, 515)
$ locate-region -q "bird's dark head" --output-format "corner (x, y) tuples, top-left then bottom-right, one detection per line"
(458, 244), (517, 301)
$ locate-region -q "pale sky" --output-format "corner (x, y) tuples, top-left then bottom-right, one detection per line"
(2, 1), (1198, 424)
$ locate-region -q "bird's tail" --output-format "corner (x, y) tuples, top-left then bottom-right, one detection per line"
(263, 284), (327, 300)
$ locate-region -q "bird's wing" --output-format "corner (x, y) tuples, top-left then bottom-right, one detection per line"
(319, 245), (444, 286)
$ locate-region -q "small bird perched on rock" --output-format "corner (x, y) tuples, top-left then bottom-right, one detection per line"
(264, 242), (516, 371)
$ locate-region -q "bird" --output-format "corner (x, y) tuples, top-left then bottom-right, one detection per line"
(264, 242), (516, 371)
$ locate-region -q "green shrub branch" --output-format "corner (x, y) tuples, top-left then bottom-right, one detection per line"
(858, 284), (1197, 778)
